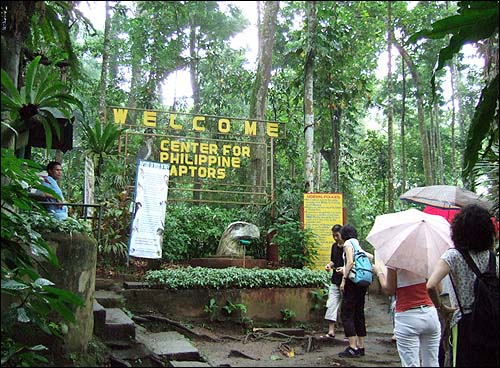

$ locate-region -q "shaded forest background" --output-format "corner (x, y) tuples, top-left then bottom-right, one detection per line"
(2, 1), (498, 265)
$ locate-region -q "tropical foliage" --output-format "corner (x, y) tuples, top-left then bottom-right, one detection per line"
(1, 1), (498, 364)
(1, 56), (83, 150)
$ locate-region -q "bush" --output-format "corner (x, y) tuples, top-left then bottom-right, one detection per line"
(272, 215), (319, 268)
(162, 204), (263, 262)
(143, 266), (330, 289)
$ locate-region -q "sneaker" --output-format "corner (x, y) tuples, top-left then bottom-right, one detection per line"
(338, 346), (360, 358)
(357, 348), (365, 356)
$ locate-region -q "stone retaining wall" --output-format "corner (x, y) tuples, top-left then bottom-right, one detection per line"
(121, 287), (326, 323)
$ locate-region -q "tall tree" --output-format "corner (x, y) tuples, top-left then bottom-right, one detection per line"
(249, 1), (279, 195)
(303, 1), (317, 193)
(392, 36), (433, 185)
(99, 0), (111, 121)
(386, 1), (395, 211)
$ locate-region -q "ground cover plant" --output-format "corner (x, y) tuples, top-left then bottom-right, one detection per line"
(143, 266), (330, 289)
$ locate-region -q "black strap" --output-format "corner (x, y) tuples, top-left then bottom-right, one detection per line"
(456, 248), (496, 277)
(451, 249), (497, 315)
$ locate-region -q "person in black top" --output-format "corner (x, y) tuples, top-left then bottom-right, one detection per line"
(324, 224), (345, 338)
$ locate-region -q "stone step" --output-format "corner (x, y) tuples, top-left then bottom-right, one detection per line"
(102, 308), (136, 341)
(170, 361), (211, 367)
(93, 300), (106, 335)
(94, 289), (125, 308)
(136, 330), (201, 361)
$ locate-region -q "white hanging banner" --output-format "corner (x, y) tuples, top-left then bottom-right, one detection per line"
(128, 160), (170, 259)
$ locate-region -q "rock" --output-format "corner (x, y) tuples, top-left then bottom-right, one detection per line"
(216, 222), (260, 257)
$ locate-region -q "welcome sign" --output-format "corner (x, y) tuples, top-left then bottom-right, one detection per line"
(107, 106), (284, 205)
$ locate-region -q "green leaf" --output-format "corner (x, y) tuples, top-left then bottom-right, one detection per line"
(1, 279), (30, 290)
(38, 116), (53, 152)
(34, 278), (55, 287)
(44, 286), (85, 306)
(24, 56), (42, 103)
(17, 307), (31, 323)
(1, 69), (22, 105)
(49, 300), (76, 322)
(462, 74), (499, 178)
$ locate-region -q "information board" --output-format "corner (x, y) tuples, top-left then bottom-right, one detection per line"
(303, 193), (343, 270)
(128, 160), (170, 259)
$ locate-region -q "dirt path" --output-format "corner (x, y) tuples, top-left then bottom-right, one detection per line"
(192, 292), (401, 367)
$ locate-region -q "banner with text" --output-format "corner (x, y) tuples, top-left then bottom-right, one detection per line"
(128, 160), (170, 259)
(303, 193), (343, 270)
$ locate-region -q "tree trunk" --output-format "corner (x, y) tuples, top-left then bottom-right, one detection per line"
(434, 101), (444, 184)
(249, 1), (279, 197)
(449, 57), (458, 184)
(386, 1), (394, 212)
(189, 14), (202, 204)
(1, 2), (36, 149)
(400, 58), (407, 195)
(393, 36), (433, 185)
(303, 1), (317, 193)
(321, 107), (341, 193)
(99, 1), (111, 122)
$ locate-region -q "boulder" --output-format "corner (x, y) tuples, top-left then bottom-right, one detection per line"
(216, 222), (260, 257)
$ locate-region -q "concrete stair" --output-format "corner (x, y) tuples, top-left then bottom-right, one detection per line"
(93, 278), (209, 366)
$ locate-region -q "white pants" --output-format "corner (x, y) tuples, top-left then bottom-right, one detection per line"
(394, 306), (441, 367)
(324, 284), (342, 322)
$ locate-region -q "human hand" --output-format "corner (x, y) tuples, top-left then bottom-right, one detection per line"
(437, 304), (457, 319)
(335, 267), (344, 274)
(340, 279), (345, 292)
(325, 263), (332, 272)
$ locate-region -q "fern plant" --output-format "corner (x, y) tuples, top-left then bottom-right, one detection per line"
(1, 56), (84, 150)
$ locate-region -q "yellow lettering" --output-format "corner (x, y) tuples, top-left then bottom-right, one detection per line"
(198, 167), (207, 178)
(208, 156), (217, 165)
(244, 120), (257, 135)
(217, 168), (226, 179)
(170, 165), (177, 176)
(209, 144), (218, 155)
(113, 109), (128, 124)
(170, 114), (182, 130)
(223, 145), (231, 155)
(160, 140), (169, 151)
(143, 111), (157, 127)
(242, 146), (250, 158)
(267, 122), (279, 137)
(207, 168), (216, 179)
(218, 118), (230, 133)
(178, 165), (188, 176)
(193, 116), (206, 132)
(198, 155), (207, 165)
(159, 152), (169, 162)
(199, 143), (208, 154)
(171, 141), (180, 152)
(232, 157), (241, 168)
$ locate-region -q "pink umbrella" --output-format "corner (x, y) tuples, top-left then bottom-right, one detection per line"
(366, 209), (453, 278)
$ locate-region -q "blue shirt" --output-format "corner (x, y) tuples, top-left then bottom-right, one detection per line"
(40, 175), (68, 220)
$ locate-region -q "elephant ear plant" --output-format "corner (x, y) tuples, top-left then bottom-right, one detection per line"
(1, 55), (84, 150)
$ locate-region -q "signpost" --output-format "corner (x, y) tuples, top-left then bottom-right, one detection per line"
(128, 160), (170, 259)
(303, 193), (343, 270)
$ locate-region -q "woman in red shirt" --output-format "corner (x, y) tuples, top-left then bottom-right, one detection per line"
(372, 264), (441, 366)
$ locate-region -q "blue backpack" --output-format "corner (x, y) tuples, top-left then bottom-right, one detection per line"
(347, 239), (373, 287)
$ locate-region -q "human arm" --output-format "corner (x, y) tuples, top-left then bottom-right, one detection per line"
(426, 259), (457, 316)
(372, 264), (396, 296)
(340, 242), (354, 291)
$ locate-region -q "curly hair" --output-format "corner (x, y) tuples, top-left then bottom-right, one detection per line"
(451, 204), (494, 252)
(340, 224), (358, 241)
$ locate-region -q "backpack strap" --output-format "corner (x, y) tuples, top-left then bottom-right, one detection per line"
(456, 248), (496, 277)
(452, 249), (497, 316)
